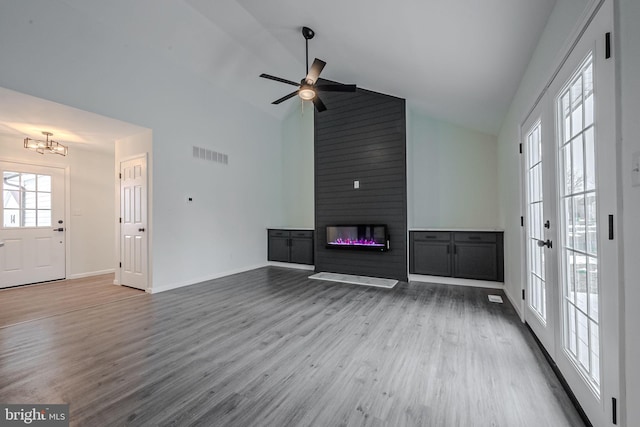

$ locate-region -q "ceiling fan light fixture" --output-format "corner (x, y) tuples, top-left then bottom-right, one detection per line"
(299, 86), (316, 101)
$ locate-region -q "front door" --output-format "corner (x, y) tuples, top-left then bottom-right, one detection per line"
(120, 156), (147, 290)
(0, 162), (66, 288)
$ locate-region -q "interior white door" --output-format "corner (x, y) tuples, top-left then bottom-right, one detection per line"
(548, 1), (619, 425)
(120, 156), (147, 290)
(521, 101), (558, 354)
(0, 161), (66, 288)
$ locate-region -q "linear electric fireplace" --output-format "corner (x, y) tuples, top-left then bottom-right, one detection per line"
(325, 224), (389, 251)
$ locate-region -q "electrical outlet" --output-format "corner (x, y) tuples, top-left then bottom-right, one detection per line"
(632, 151), (640, 187)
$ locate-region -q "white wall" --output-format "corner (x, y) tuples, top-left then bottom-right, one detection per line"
(408, 109), (499, 228)
(0, 1), (284, 292)
(618, 0), (640, 424)
(0, 134), (115, 278)
(280, 106), (314, 228)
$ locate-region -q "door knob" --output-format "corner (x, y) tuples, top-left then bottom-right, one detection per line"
(537, 239), (552, 248)
(53, 228), (64, 232)
(138, 228), (145, 232)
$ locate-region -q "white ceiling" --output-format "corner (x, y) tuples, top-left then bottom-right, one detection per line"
(197, 0), (557, 135)
(0, 87), (148, 154)
(0, 0), (556, 141)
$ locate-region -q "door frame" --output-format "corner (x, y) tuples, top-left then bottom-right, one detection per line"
(0, 157), (71, 281)
(115, 153), (151, 292)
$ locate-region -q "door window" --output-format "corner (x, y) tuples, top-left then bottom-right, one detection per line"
(557, 53), (600, 392)
(3, 171), (52, 228)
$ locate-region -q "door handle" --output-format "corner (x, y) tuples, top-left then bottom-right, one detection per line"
(138, 228), (145, 232)
(53, 228), (64, 232)
(537, 239), (552, 248)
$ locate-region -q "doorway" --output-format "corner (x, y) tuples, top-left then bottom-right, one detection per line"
(0, 161), (66, 288)
(520, 1), (620, 424)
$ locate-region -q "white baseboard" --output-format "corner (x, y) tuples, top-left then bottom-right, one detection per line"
(68, 269), (115, 280)
(408, 274), (504, 290)
(503, 284), (525, 321)
(268, 261), (315, 271)
(149, 263), (269, 294)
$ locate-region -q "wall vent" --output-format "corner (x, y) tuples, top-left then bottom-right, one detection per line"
(192, 146), (228, 165)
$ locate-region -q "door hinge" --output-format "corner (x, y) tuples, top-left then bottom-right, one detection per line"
(522, 289), (525, 300)
(605, 32), (611, 59)
(119, 262), (122, 268)
(119, 172), (122, 179)
(519, 143), (522, 154)
(119, 217), (122, 223)
(612, 397), (617, 424)
(609, 215), (614, 240)
(520, 216), (524, 227)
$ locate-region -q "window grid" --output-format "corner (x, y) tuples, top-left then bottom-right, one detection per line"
(558, 54), (600, 392)
(526, 120), (546, 321)
(2, 171), (52, 228)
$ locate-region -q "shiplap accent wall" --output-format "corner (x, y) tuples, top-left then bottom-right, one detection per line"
(314, 86), (407, 281)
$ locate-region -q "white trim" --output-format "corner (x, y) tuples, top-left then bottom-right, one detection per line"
(149, 263), (269, 294)
(267, 261), (315, 271)
(504, 282), (525, 320)
(68, 269), (115, 280)
(408, 274), (504, 289)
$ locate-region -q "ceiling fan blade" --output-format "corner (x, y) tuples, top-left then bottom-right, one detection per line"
(272, 90), (299, 105)
(260, 73), (300, 87)
(316, 84), (357, 92)
(305, 58), (326, 85)
(312, 95), (327, 112)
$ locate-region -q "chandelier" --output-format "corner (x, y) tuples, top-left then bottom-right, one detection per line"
(24, 131), (68, 156)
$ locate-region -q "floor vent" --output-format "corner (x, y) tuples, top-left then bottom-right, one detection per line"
(488, 295), (503, 303)
(193, 146), (228, 165)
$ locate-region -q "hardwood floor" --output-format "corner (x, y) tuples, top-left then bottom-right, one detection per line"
(0, 274), (144, 328)
(0, 267), (585, 426)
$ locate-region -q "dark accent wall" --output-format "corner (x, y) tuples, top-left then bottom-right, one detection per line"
(314, 86), (407, 281)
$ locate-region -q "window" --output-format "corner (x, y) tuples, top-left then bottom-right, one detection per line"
(3, 171), (52, 228)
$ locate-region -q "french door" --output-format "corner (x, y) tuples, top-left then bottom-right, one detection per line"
(522, 0), (619, 425)
(522, 103), (557, 355)
(0, 161), (66, 288)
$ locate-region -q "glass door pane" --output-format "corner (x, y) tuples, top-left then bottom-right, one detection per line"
(525, 120), (546, 321)
(557, 53), (600, 392)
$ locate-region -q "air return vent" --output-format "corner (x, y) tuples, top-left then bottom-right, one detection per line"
(192, 146), (228, 165)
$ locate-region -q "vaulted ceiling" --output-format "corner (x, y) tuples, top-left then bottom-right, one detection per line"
(0, 0), (557, 142)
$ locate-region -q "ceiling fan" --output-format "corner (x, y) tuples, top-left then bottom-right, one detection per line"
(260, 26), (356, 112)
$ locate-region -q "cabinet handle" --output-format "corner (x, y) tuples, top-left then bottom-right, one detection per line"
(454, 245), (457, 255)
(447, 245), (450, 254)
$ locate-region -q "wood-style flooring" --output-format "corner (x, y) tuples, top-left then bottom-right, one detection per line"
(0, 274), (143, 328)
(0, 267), (585, 426)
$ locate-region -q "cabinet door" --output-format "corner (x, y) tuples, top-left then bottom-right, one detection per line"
(290, 237), (314, 265)
(268, 231), (290, 263)
(412, 241), (452, 277)
(453, 243), (498, 281)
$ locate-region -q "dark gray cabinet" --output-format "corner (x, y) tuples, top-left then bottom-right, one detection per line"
(268, 229), (314, 265)
(410, 231), (503, 282)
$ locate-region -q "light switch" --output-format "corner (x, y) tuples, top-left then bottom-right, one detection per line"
(633, 151), (640, 187)
(353, 180), (360, 189)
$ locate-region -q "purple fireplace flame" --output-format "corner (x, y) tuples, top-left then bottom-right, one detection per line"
(326, 225), (389, 251)
(331, 237), (383, 247)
